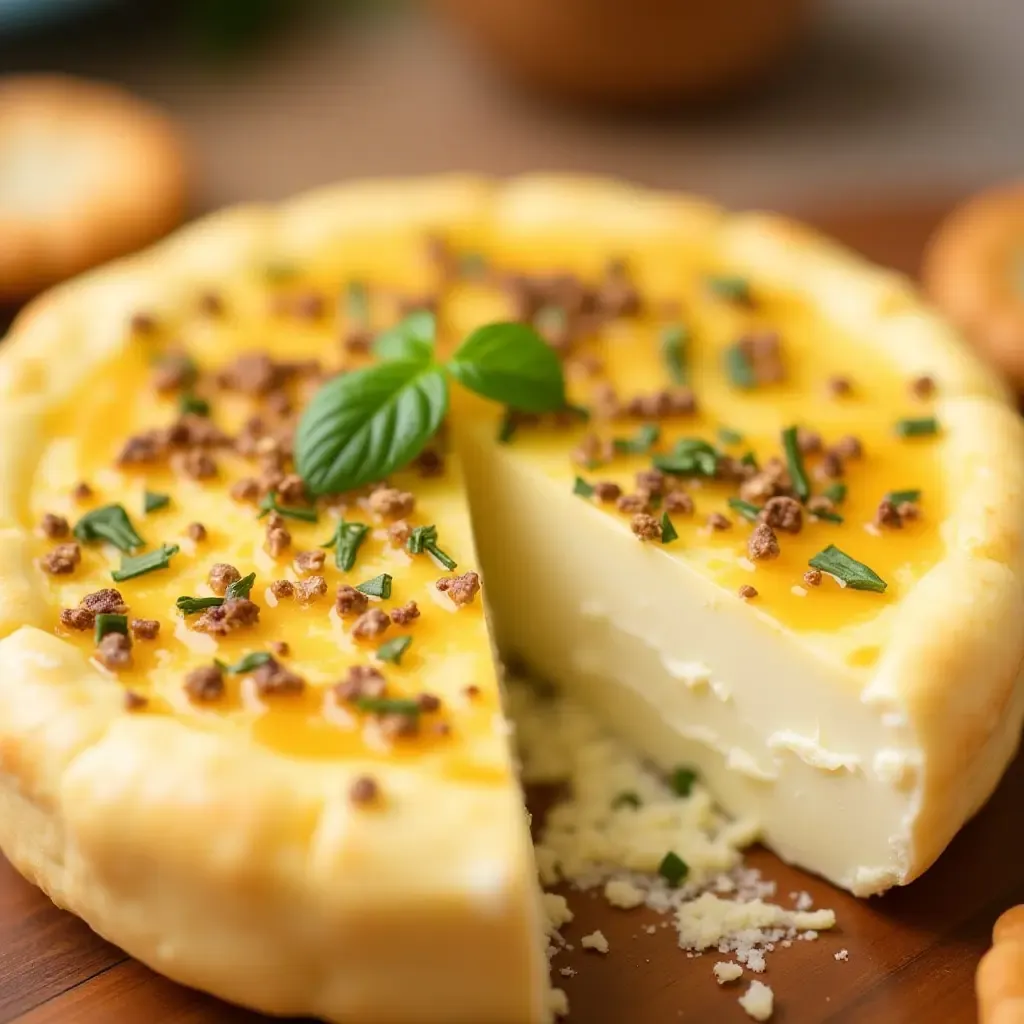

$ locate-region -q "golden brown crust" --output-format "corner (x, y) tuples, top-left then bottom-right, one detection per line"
(0, 75), (189, 301)
(922, 182), (1024, 391)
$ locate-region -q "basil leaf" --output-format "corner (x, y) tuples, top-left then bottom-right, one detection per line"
(823, 482), (847, 504)
(375, 636), (413, 665)
(447, 322), (565, 413)
(660, 512), (679, 544)
(614, 424), (660, 455)
(95, 613), (128, 644)
(226, 572), (256, 600)
(73, 504), (145, 553)
(886, 488), (921, 506)
(322, 520), (370, 572)
(356, 573), (393, 599)
(295, 361), (449, 496)
(374, 310), (436, 364)
(221, 652), (272, 674)
(653, 439), (719, 478)
(111, 544), (180, 582)
(144, 491), (170, 514)
(658, 850), (689, 887)
(895, 417), (938, 438)
(727, 497), (762, 523)
(808, 545), (887, 593)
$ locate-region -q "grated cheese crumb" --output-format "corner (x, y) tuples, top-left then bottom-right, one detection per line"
(542, 893), (574, 933)
(604, 878), (646, 910)
(581, 929), (610, 954)
(739, 980), (775, 1021)
(548, 988), (570, 1018)
(835, 948), (849, 962)
(713, 961), (744, 984)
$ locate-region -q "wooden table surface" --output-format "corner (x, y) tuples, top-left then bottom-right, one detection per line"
(2, 199), (1022, 1024)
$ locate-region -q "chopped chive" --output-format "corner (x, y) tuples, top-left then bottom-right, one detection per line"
(73, 504), (145, 553)
(573, 477), (595, 498)
(808, 545), (887, 593)
(658, 851), (690, 887)
(612, 791), (642, 810)
(143, 491), (170, 515)
(886, 488), (921, 506)
(723, 343), (757, 389)
(221, 651), (272, 674)
(706, 274), (752, 306)
(653, 438), (719, 478)
(497, 408), (517, 444)
(717, 426), (744, 446)
(895, 417), (939, 438)
(740, 451), (759, 470)
(811, 509), (844, 524)
(407, 525), (457, 570)
(661, 324), (689, 385)
(660, 512), (679, 544)
(176, 595), (223, 615)
(375, 635), (413, 665)
(670, 766), (698, 797)
(94, 613), (128, 645)
(356, 573), (393, 599)
(781, 426), (810, 502)
(727, 497), (762, 523)
(226, 572), (256, 600)
(322, 520), (371, 572)
(356, 695), (420, 714)
(178, 393), (210, 417)
(111, 543), (180, 582)
(258, 492), (318, 523)
(345, 280), (369, 323)
(613, 423), (660, 455)
(823, 482), (847, 505)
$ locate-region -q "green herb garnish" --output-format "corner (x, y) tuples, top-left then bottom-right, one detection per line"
(658, 851), (690, 887)
(811, 509), (844, 524)
(661, 324), (689, 385)
(356, 695), (420, 714)
(295, 315), (565, 495)
(220, 652), (272, 674)
(661, 512), (679, 544)
(375, 636), (413, 666)
(356, 573), (393, 599)
(653, 438), (719, 477)
(740, 451), (759, 470)
(727, 497), (762, 523)
(886, 489), (921, 506)
(723, 343), (757, 389)
(497, 408), (517, 444)
(73, 504), (145, 553)
(670, 766), (698, 797)
(94, 613), (128, 645)
(176, 595), (223, 615)
(823, 482), (847, 504)
(258, 492), (318, 523)
(322, 520), (370, 572)
(717, 426), (744, 446)
(573, 477), (595, 498)
(111, 544), (180, 582)
(895, 417), (939, 438)
(614, 423), (660, 456)
(143, 491), (170, 515)
(707, 275), (752, 305)
(808, 545), (887, 593)
(612, 791), (642, 810)
(226, 572), (256, 600)
(781, 426), (810, 502)
(406, 525), (457, 570)
(179, 393), (210, 417)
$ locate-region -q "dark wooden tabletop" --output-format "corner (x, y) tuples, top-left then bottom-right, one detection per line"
(1, 198), (1022, 1024)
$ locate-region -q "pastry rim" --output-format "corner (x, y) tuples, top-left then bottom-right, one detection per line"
(0, 175), (1022, 1020)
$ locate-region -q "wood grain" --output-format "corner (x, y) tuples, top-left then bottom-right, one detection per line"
(2, 199), (1017, 1024)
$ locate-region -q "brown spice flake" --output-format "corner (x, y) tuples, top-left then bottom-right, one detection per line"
(71, 482), (93, 502)
(630, 513), (662, 541)
(96, 632), (132, 671)
(252, 657), (305, 696)
(187, 522), (207, 542)
(130, 311), (157, 336)
(40, 513), (69, 539)
(198, 291), (224, 317)
(832, 436), (863, 460)
(294, 550), (326, 573)
(813, 452), (844, 481)
(435, 571), (481, 607)
(185, 663), (225, 702)
(265, 526), (292, 558)
(208, 563), (241, 597)
(379, 712), (420, 740)
(152, 353), (195, 393)
(635, 469), (666, 497)
(173, 449), (218, 480)
(295, 575), (328, 604)
(624, 389), (697, 419)
(592, 481), (622, 503)
(737, 584), (758, 600)
(368, 486), (416, 519)
(796, 428), (823, 455)
(414, 449), (444, 477)
(572, 432), (613, 468)
(275, 474), (306, 506)
(194, 598), (260, 635)
(349, 774), (380, 806)
(334, 664), (386, 702)
(60, 607), (94, 631)
(390, 601), (421, 626)
(827, 376), (852, 398)
(911, 375), (936, 399)
(270, 579), (295, 599)
(83, 589), (128, 615)
(387, 520), (411, 547)
(270, 641), (290, 657)
(352, 608), (391, 640)
(707, 512), (732, 532)
(747, 522), (781, 561)
(124, 691), (149, 712)
(130, 618), (160, 641)
(616, 493), (650, 515)
(663, 491), (695, 515)
(336, 585), (369, 616)
(803, 569), (822, 587)
(40, 543), (81, 575)
(417, 692), (442, 713)
(759, 496), (803, 534)
(874, 499), (904, 529)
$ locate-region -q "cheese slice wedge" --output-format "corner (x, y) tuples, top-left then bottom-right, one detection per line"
(0, 176), (1022, 1024)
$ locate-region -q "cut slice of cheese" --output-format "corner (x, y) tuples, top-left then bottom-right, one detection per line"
(0, 175), (1022, 1023)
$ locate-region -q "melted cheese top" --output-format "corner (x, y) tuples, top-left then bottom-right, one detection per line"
(26, 218), (944, 766)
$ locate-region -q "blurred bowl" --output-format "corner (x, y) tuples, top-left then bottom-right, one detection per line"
(428, 0), (814, 106)
(0, 0), (111, 33)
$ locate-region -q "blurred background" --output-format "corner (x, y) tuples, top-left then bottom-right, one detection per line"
(1, 0), (1020, 215)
